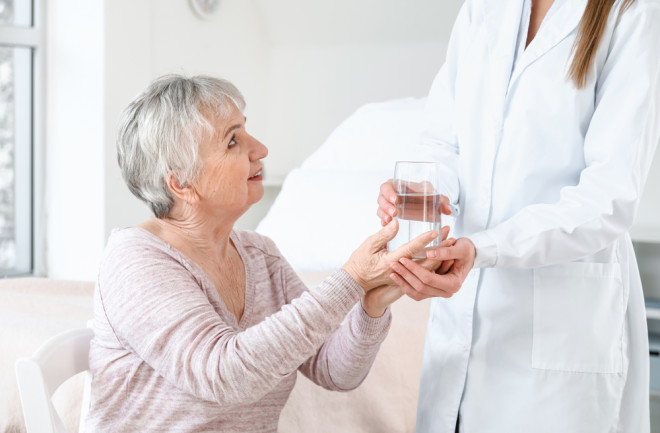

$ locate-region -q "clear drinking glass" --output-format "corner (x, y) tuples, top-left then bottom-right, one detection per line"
(387, 161), (442, 259)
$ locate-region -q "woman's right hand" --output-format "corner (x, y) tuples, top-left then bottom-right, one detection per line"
(376, 179), (453, 226)
(342, 219), (442, 292)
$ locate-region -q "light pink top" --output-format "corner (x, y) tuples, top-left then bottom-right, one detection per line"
(86, 227), (391, 432)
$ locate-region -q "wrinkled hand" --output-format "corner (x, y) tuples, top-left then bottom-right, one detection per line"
(361, 226), (454, 317)
(390, 237), (476, 301)
(342, 219), (440, 293)
(377, 179), (453, 226)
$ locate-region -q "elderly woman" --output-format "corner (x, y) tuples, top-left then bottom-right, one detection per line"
(85, 75), (447, 431)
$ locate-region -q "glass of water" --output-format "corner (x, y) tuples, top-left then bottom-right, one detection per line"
(387, 161), (442, 259)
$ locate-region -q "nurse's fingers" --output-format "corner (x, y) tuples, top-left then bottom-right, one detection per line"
(402, 257), (462, 295)
(440, 226), (451, 241)
(376, 208), (391, 225)
(441, 195), (452, 215)
(389, 273), (432, 302)
(411, 237), (456, 270)
(380, 180), (397, 204)
(377, 194), (396, 225)
(391, 258), (459, 298)
(399, 258), (463, 295)
(389, 230), (440, 262)
(438, 259), (455, 275)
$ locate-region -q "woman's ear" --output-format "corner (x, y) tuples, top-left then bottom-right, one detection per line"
(166, 172), (199, 205)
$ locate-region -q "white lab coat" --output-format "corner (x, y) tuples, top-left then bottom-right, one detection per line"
(416, 0), (660, 432)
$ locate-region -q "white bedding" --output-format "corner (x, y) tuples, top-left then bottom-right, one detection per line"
(257, 97), (450, 271)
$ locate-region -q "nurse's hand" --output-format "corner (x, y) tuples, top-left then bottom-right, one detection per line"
(376, 180), (453, 226)
(342, 219), (441, 293)
(360, 227), (454, 317)
(389, 237), (476, 300)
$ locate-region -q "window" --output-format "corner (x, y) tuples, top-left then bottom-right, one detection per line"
(0, 0), (41, 276)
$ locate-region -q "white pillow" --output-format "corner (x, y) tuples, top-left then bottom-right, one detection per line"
(301, 97), (438, 172)
(257, 168), (390, 271)
(257, 97), (444, 271)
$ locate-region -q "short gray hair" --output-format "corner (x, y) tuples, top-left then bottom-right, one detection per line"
(117, 74), (246, 218)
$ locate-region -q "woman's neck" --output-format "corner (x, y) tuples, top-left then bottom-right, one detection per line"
(138, 214), (234, 265)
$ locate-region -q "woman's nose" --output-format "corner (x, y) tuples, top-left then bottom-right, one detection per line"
(250, 136), (268, 160)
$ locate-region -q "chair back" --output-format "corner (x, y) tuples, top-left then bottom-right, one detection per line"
(15, 327), (94, 433)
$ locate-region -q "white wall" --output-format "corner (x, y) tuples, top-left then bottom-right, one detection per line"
(254, 0), (462, 179)
(45, 0), (462, 280)
(46, 0), (105, 279)
(102, 0), (153, 240)
(262, 43), (448, 179)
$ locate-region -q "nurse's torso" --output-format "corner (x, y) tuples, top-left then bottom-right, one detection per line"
(416, 1), (646, 432)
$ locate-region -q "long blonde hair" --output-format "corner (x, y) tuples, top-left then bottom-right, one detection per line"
(568, 0), (636, 88)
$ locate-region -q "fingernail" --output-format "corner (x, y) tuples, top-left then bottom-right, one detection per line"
(427, 250), (438, 259)
(389, 196), (397, 204)
(389, 208), (396, 216)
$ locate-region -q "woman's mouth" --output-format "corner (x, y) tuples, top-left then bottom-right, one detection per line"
(248, 169), (263, 181)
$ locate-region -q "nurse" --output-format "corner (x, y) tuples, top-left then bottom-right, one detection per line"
(377, 0), (659, 432)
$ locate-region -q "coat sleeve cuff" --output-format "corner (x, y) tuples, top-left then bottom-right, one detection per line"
(468, 230), (498, 268)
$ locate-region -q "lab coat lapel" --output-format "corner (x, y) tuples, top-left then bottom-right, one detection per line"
(509, 0), (588, 90)
(483, 0), (524, 129)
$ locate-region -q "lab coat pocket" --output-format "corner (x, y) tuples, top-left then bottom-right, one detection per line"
(532, 262), (624, 374)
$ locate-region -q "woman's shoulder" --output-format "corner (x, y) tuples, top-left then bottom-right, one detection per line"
(98, 227), (207, 297)
(106, 227), (169, 254)
(101, 227), (184, 274)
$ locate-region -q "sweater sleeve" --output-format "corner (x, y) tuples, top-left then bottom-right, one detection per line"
(279, 258), (392, 391)
(97, 237), (364, 406)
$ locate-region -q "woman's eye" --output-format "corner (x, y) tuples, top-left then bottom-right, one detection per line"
(228, 137), (237, 148)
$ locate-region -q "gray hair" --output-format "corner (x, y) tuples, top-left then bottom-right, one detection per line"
(117, 74), (246, 218)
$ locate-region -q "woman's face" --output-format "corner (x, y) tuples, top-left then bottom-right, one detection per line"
(191, 104), (268, 218)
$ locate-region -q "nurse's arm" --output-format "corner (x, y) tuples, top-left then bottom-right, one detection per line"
(468, 4), (660, 270)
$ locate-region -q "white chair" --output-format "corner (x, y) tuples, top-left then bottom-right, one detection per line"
(15, 326), (94, 433)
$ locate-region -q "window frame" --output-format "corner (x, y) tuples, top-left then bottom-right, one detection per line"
(0, 0), (45, 276)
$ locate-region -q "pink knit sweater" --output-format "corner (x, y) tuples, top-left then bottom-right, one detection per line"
(86, 227), (391, 432)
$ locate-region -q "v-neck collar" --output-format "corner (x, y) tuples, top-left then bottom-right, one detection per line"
(514, 0), (571, 70)
(509, 0), (587, 89)
(481, 0), (587, 128)
(133, 227), (254, 330)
